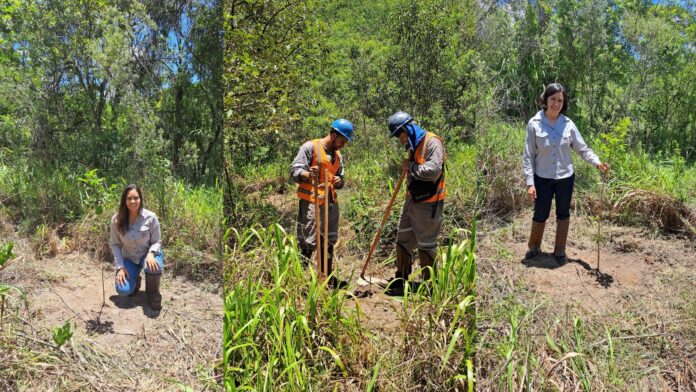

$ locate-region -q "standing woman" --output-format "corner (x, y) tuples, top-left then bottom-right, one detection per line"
(110, 184), (164, 310)
(523, 83), (609, 265)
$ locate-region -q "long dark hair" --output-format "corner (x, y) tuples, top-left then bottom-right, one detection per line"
(539, 82), (568, 113)
(116, 184), (143, 234)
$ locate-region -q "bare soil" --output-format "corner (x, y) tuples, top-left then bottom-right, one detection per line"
(481, 216), (695, 314)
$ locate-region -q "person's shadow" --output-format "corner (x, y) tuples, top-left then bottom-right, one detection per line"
(521, 254), (614, 288)
(109, 294), (161, 319)
(521, 253), (561, 269)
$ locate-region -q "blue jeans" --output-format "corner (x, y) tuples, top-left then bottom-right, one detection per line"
(533, 174), (575, 223)
(115, 251), (164, 296)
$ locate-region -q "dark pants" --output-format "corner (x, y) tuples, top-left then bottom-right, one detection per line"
(533, 174), (574, 223)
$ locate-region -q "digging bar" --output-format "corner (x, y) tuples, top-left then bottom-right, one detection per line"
(323, 169), (329, 281)
(358, 169), (407, 287)
(314, 172), (322, 280)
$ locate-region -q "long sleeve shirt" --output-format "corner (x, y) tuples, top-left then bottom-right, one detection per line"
(523, 110), (600, 186)
(408, 136), (445, 182)
(109, 208), (162, 270)
(289, 140), (345, 188)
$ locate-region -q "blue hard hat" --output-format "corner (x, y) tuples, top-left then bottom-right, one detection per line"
(331, 119), (354, 141)
(387, 111), (413, 136)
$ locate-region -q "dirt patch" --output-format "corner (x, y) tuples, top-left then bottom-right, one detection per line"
(479, 216), (695, 313)
(4, 248), (222, 391)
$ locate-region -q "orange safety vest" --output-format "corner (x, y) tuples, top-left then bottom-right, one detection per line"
(296, 139), (342, 206)
(408, 131), (446, 203)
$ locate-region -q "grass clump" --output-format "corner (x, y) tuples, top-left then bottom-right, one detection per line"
(223, 223), (478, 391)
(223, 225), (365, 390)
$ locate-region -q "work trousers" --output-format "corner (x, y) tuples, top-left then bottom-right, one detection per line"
(296, 199), (340, 252)
(533, 174), (575, 223)
(396, 198), (444, 261)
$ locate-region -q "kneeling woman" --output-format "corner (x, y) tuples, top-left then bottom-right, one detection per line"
(109, 184), (163, 310)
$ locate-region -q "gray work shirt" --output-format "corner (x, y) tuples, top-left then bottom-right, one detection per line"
(109, 208), (162, 270)
(290, 140), (345, 187)
(523, 110), (600, 186)
(408, 135), (444, 182)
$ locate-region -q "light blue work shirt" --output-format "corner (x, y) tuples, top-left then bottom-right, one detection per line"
(523, 110), (600, 186)
(109, 208), (162, 270)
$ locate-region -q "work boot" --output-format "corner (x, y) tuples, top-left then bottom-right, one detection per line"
(396, 245), (412, 280)
(384, 275), (405, 296)
(300, 248), (313, 267)
(553, 218), (570, 265)
(145, 273), (162, 310)
(385, 245), (412, 296)
(128, 274), (141, 297)
(525, 221), (546, 259)
(418, 249), (436, 282)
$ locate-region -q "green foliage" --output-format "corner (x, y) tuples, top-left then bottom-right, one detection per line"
(386, 0), (482, 133)
(223, 0), (323, 223)
(223, 225), (362, 390)
(223, 223), (477, 390)
(0, 241), (13, 269)
(51, 320), (74, 349)
(402, 226), (477, 390)
(77, 169), (117, 216)
(0, 0), (222, 182)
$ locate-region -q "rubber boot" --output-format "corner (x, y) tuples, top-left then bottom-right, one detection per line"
(145, 273), (162, 310)
(300, 248), (313, 267)
(553, 218), (570, 265)
(385, 245), (412, 296)
(128, 274), (141, 297)
(418, 249), (435, 282)
(418, 249), (435, 295)
(525, 221), (546, 259)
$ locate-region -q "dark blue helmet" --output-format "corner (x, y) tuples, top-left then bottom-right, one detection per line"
(388, 111), (413, 136)
(331, 119), (354, 141)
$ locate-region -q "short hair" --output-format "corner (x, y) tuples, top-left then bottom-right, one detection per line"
(539, 82), (568, 113)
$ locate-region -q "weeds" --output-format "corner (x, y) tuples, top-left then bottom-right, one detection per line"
(223, 223), (478, 390)
(0, 242), (13, 267)
(51, 320), (74, 349)
(223, 224), (363, 390)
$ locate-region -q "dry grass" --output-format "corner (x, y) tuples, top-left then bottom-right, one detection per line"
(610, 188), (696, 238)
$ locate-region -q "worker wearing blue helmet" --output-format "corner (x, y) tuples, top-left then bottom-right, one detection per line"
(290, 119), (354, 289)
(384, 111), (446, 296)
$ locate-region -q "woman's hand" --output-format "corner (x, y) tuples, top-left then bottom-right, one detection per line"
(146, 253), (160, 274)
(116, 268), (129, 286)
(597, 162), (609, 175)
(527, 185), (537, 201)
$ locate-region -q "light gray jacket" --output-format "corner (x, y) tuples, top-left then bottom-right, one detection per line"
(109, 208), (162, 270)
(523, 110), (600, 186)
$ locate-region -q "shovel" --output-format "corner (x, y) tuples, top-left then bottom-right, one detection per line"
(357, 169), (407, 287)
